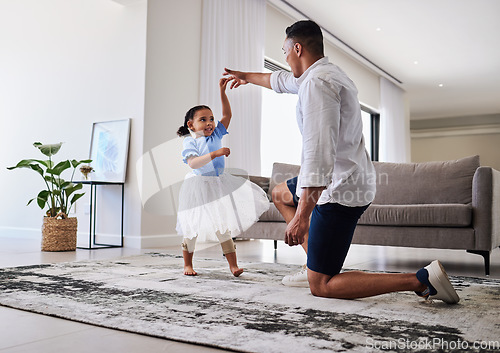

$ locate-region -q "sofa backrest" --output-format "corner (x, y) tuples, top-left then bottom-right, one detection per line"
(269, 162), (301, 200)
(373, 155), (480, 205)
(269, 156), (479, 205)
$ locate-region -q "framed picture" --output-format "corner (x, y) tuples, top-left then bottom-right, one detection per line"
(89, 119), (131, 182)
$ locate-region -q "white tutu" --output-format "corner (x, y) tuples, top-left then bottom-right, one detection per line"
(175, 173), (270, 242)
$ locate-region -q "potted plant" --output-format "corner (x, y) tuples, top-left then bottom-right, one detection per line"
(7, 142), (91, 251)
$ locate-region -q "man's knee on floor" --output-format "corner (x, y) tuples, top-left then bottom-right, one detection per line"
(308, 272), (342, 298)
(309, 279), (328, 297)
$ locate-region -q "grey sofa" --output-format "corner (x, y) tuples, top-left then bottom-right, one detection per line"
(238, 155), (500, 275)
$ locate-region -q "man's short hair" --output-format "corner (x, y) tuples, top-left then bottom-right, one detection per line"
(285, 20), (324, 56)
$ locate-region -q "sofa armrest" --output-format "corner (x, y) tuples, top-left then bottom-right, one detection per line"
(472, 167), (500, 250)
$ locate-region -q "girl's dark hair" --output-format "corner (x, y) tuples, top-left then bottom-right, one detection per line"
(177, 105), (211, 137)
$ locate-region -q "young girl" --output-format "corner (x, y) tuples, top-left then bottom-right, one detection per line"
(175, 78), (269, 277)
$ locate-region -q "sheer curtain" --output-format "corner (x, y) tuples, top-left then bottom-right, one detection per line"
(199, 0), (266, 175)
(379, 77), (411, 162)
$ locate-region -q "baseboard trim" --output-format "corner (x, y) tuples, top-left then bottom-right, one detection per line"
(0, 226), (40, 240)
(0, 227), (182, 250)
(140, 234), (183, 249)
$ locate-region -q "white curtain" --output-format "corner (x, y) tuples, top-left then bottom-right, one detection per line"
(199, 0), (266, 176)
(379, 77), (411, 162)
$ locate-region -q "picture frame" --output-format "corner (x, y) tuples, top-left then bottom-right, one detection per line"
(88, 119), (131, 183)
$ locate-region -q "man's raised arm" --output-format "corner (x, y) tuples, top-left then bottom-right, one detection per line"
(223, 68), (272, 90)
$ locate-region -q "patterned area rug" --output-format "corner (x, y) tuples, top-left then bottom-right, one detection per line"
(0, 253), (499, 353)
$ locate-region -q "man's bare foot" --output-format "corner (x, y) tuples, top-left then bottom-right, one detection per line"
(231, 267), (244, 277)
(184, 266), (197, 276)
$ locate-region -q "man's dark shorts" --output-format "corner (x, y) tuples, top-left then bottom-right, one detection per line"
(286, 176), (369, 276)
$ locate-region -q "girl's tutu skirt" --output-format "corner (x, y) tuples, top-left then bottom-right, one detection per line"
(175, 173), (270, 242)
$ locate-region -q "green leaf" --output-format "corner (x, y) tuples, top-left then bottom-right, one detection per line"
(35, 142), (63, 157)
(29, 164), (45, 177)
(37, 190), (50, 209)
(45, 175), (56, 184)
(26, 190), (50, 210)
(70, 193), (85, 205)
(7, 159), (47, 170)
(64, 183), (83, 198)
(47, 160), (71, 176)
(71, 159), (92, 168)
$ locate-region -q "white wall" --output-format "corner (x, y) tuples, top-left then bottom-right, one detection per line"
(137, 0), (203, 247)
(0, 0), (147, 245)
(411, 114), (500, 169)
(412, 133), (500, 169)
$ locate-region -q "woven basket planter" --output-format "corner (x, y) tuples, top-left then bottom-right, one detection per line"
(41, 216), (78, 251)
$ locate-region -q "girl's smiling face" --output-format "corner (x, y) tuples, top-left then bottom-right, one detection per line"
(187, 108), (215, 137)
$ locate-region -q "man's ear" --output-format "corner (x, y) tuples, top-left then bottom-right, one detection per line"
(294, 43), (302, 56)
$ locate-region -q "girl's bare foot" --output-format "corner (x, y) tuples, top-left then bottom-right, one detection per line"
(231, 267), (244, 277)
(184, 265), (197, 276)
(183, 250), (197, 276)
(224, 252), (243, 277)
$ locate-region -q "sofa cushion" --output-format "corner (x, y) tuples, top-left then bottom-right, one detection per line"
(373, 155), (479, 205)
(358, 203), (472, 227)
(269, 162), (301, 200)
(259, 202), (286, 222)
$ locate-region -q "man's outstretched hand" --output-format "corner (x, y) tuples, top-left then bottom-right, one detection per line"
(223, 68), (248, 89)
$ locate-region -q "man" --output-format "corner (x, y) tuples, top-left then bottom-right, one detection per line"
(224, 20), (459, 303)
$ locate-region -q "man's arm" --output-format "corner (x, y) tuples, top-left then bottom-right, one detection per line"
(284, 186), (324, 246)
(223, 68), (272, 90)
(219, 78), (232, 129)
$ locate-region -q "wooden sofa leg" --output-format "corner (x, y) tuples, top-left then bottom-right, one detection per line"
(467, 250), (490, 276)
(274, 240), (277, 250)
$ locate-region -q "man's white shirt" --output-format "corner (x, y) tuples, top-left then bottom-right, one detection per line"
(270, 57), (376, 207)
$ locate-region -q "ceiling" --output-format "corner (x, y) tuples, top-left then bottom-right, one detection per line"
(281, 0), (500, 120)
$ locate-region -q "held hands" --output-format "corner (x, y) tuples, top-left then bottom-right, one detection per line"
(214, 147), (230, 158)
(223, 68), (248, 89)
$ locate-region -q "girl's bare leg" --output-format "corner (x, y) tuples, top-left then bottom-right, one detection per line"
(182, 237), (197, 276)
(216, 231), (243, 277)
(182, 250), (197, 275)
(225, 251), (243, 277)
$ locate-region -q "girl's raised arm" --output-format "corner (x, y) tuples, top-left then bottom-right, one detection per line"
(219, 78), (232, 129)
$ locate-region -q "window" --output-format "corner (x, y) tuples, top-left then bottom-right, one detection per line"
(361, 106), (380, 161)
(260, 67), (301, 176)
(261, 59), (379, 176)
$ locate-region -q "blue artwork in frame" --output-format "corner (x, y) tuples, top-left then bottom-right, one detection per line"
(89, 119), (131, 182)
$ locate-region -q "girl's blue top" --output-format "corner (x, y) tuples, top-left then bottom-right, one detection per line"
(181, 122), (228, 176)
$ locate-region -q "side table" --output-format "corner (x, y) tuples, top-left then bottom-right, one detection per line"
(74, 181), (124, 249)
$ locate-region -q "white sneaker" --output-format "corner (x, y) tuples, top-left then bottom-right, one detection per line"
(416, 260), (459, 304)
(282, 264), (309, 287)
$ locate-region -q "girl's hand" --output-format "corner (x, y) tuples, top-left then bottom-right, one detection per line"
(219, 77), (229, 91)
(223, 68), (248, 89)
(215, 147), (230, 158)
